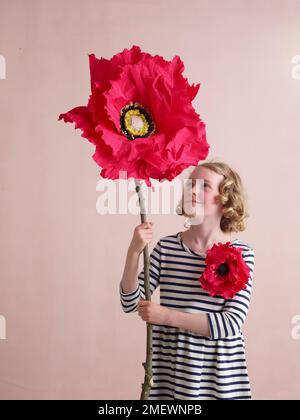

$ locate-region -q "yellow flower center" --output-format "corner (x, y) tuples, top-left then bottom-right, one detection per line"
(120, 102), (155, 140)
(125, 109), (149, 137)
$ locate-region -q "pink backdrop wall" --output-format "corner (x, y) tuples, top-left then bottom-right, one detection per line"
(0, 0), (300, 399)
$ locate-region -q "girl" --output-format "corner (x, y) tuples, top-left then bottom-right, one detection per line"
(119, 160), (255, 400)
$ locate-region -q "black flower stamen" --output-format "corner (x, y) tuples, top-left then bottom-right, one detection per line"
(120, 101), (155, 140)
(217, 262), (230, 276)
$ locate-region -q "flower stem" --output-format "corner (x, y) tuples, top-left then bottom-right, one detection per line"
(134, 179), (153, 400)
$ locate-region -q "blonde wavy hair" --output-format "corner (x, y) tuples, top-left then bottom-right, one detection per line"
(177, 160), (249, 233)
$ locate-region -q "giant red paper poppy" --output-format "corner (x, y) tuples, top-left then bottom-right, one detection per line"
(58, 45), (209, 187)
(199, 242), (250, 299)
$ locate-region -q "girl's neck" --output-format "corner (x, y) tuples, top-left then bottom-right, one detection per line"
(182, 217), (232, 252)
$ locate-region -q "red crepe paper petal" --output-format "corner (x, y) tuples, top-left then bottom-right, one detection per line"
(59, 45), (209, 187)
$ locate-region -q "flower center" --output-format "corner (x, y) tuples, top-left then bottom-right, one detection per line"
(217, 262), (230, 276)
(120, 102), (155, 140)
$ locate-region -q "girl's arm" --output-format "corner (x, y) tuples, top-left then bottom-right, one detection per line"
(137, 300), (210, 335)
(120, 247), (141, 295)
(165, 310), (210, 337)
(137, 243), (254, 337)
(120, 222), (162, 313)
(206, 247), (255, 339)
(163, 247), (255, 339)
(120, 221), (153, 294)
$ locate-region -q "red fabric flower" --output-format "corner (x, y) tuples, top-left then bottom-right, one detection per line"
(58, 45), (209, 187)
(199, 242), (250, 299)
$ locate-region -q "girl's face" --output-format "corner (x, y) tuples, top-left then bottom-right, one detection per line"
(184, 166), (224, 218)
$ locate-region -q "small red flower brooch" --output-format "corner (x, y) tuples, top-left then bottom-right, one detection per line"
(199, 242), (250, 299)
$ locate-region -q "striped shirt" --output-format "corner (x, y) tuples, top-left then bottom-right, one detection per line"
(119, 232), (255, 400)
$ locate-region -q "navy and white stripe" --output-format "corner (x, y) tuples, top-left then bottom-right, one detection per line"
(119, 232), (255, 400)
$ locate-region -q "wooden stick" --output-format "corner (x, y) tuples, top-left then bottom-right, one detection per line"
(134, 179), (153, 400)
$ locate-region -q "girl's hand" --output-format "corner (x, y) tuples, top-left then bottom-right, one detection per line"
(128, 222), (153, 255)
(137, 299), (170, 326)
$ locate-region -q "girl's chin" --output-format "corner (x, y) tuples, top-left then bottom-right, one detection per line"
(184, 204), (204, 214)
(184, 211), (203, 218)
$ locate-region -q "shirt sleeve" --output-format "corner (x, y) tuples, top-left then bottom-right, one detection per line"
(119, 240), (162, 313)
(207, 247), (255, 340)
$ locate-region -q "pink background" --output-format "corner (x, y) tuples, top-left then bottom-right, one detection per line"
(0, 0), (300, 399)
